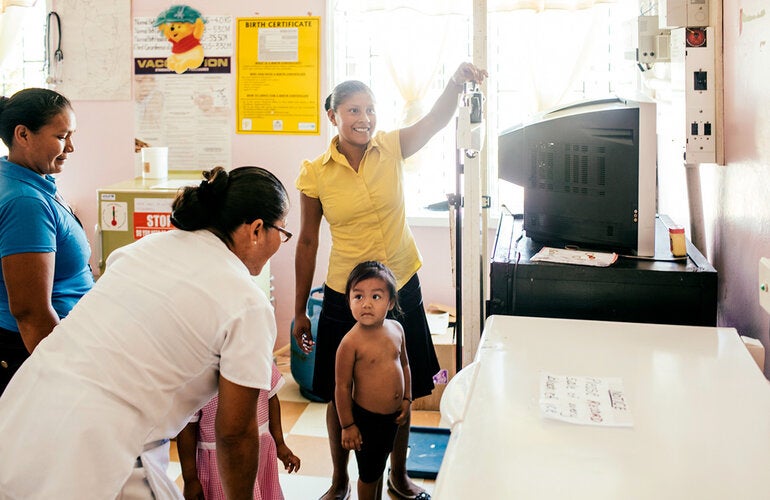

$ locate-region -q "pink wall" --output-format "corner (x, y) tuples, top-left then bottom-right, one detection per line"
(55, 0), (458, 350)
(708, 0), (770, 374)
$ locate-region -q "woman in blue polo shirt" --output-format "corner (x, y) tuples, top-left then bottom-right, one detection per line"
(0, 88), (94, 394)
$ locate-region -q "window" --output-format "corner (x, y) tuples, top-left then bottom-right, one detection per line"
(0, 0), (48, 156)
(330, 4), (472, 217)
(329, 1), (640, 219)
(489, 2), (640, 213)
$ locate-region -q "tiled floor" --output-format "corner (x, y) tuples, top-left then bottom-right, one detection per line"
(168, 351), (443, 499)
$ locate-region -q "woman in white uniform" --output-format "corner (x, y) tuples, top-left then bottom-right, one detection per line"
(0, 166), (291, 500)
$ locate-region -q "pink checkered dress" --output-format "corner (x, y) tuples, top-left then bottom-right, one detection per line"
(194, 363), (286, 500)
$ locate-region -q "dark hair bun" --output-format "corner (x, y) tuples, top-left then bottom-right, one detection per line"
(198, 166), (229, 208)
(170, 165), (289, 248)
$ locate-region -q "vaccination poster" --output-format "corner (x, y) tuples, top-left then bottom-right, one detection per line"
(132, 10), (233, 171)
(236, 17), (320, 135)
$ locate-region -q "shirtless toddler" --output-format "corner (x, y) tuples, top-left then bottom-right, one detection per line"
(335, 261), (412, 500)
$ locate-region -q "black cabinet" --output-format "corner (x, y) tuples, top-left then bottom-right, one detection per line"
(488, 214), (718, 326)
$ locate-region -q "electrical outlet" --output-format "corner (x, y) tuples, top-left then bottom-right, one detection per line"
(759, 258), (770, 314)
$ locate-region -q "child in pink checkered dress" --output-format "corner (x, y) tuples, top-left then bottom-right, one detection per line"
(177, 362), (301, 499)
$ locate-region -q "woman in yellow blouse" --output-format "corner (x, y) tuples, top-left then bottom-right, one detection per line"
(294, 62), (486, 500)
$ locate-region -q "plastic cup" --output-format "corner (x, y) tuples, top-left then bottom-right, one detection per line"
(141, 147), (169, 179)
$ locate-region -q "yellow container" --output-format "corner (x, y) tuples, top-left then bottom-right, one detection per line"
(669, 226), (687, 257)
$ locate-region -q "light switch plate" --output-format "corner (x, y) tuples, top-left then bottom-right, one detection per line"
(759, 258), (770, 313)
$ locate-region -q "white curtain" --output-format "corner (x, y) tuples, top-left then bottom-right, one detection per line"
(501, 7), (609, 115)
(379, 9), (457, 170)
(335, 0), (468, 16)
(490, 0), (614, 11)
(490, 0), (615, 115)
(334, 0), (471, 170)
(336, 0), (470, 128)
(334, 0), (614, 119)
(0, 0), (37, 70)
(378, 9), (452, 127)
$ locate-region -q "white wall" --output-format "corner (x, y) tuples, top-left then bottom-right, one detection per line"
(54, 0), (458, 349)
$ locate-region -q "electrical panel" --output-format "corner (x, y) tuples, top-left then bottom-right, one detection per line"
(659, 0), (709, 29)
(670, 26), (716, 164)
(660, 0), (717, 165)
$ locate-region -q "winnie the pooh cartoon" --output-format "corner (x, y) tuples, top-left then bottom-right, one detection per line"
(154, 5), (206, 74)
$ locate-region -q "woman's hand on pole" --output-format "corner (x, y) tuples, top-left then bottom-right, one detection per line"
(451, 62), (488, 86)
(292, 315), (315, 354)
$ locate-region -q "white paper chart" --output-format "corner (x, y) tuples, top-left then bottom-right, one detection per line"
(539, 372), (633, 427)
(530, 247), (618, 267)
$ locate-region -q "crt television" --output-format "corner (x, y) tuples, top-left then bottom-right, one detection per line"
(498, 96), (657, 256)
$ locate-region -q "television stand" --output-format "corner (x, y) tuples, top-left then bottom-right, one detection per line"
(488, 214), (717, 326)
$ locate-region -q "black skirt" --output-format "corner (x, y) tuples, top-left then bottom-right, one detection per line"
(0, 327), (29, 396)
(311, 273), (440, 402)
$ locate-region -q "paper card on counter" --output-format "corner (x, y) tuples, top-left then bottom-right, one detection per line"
(539, 373), (633, 427)
(531, 247), (618, 267)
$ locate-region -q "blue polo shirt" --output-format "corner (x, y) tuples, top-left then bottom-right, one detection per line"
(0, 157), (94, 332)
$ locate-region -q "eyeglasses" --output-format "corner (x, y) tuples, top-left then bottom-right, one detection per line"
(265, 222), (293, 243)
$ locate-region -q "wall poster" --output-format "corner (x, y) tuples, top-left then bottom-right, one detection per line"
(236, 17), (320, 135)
(133, 6), (233, 171)
(55, 0), (131, 100)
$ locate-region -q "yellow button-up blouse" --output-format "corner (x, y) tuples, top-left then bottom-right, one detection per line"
(295, 130), (422, 293)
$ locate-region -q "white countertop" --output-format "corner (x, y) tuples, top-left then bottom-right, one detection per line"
(435, 315), (770, 499)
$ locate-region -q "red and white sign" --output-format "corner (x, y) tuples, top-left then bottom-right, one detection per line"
(133, 198), (174, 240)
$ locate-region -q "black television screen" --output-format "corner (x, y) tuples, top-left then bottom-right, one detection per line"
(498, 96), (657, 256)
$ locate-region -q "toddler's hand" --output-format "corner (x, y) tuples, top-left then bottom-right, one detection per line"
(182, 477), (204, 500)
(341, 425), (362, 451)
(395, 399), (411, 426)
(277, 443), (301, 474)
